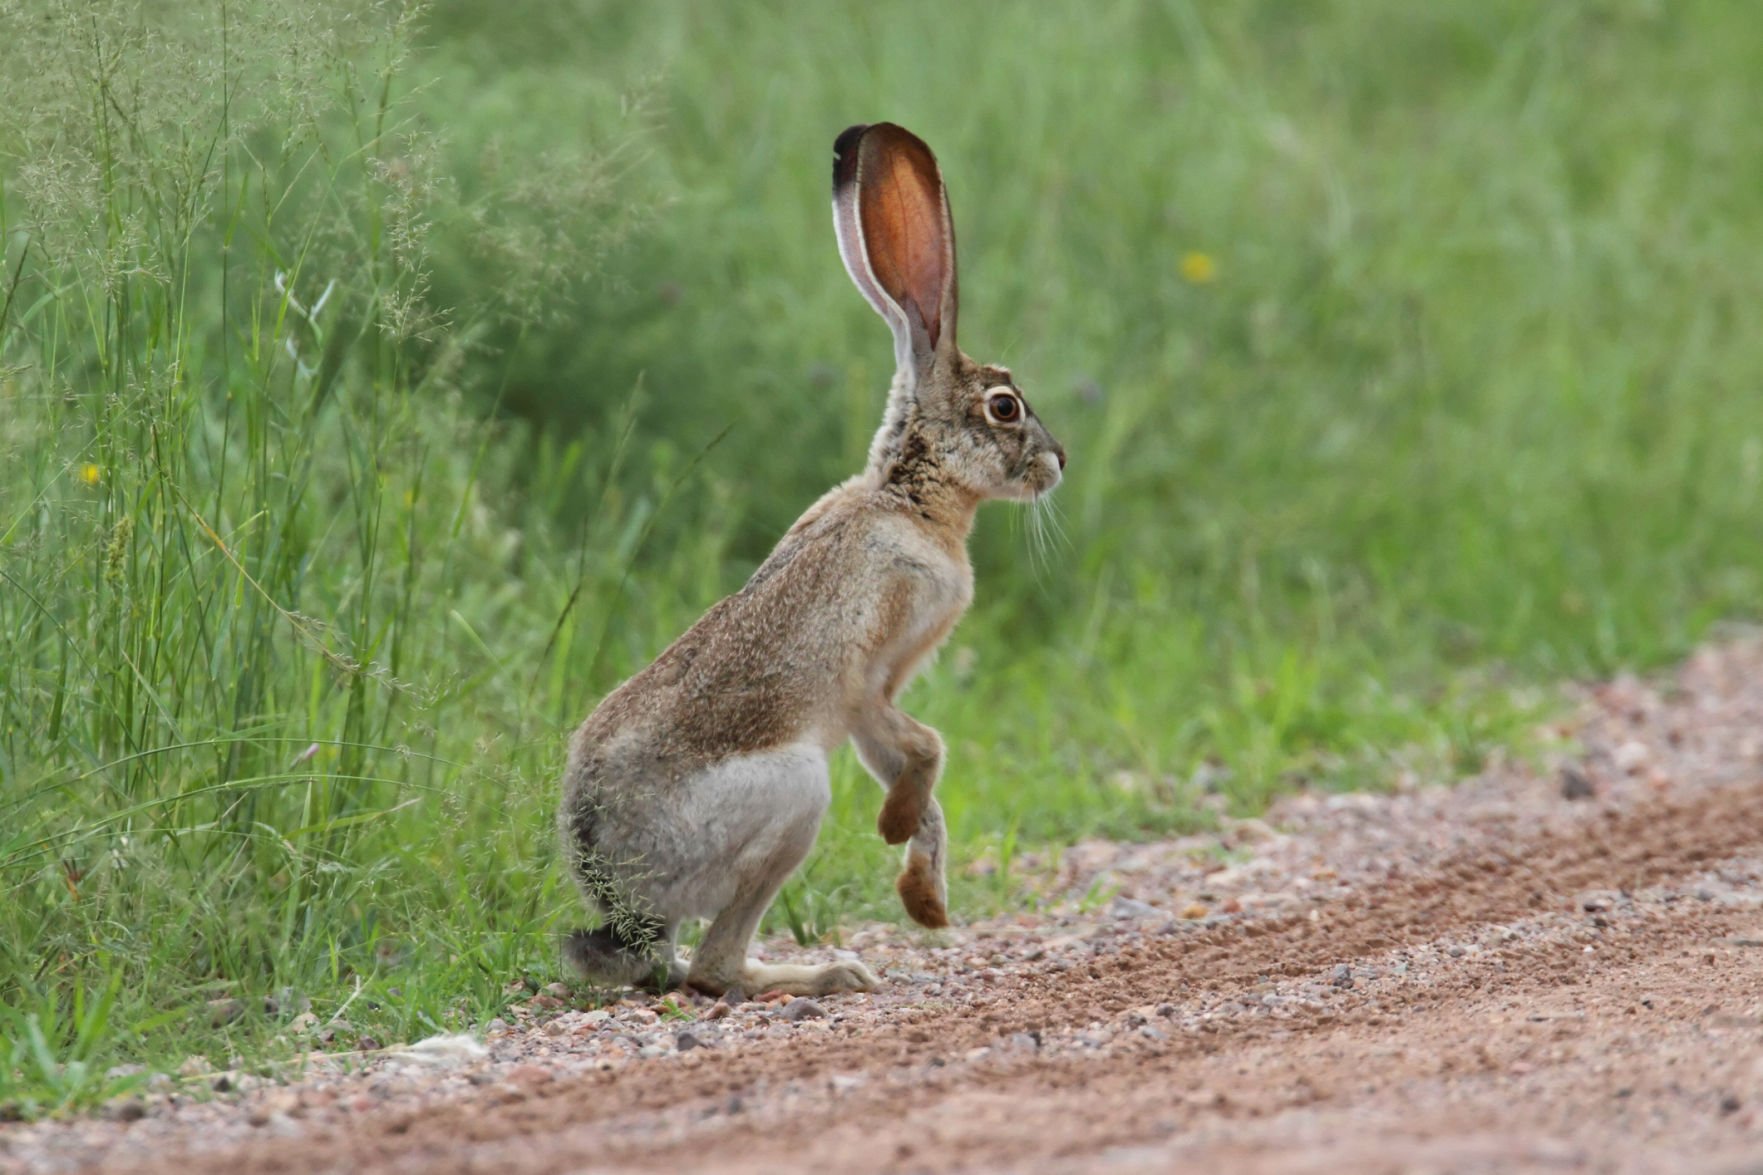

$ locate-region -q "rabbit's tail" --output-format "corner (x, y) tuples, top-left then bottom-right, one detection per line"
(560, 798), (676, 988)
(562, 862), (673, 987)
(562, 920), (667, 988)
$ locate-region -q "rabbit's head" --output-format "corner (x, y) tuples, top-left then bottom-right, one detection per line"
(833, 124), (1065, 504)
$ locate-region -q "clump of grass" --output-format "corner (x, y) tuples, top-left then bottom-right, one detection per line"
(0, 0), (668, 1115)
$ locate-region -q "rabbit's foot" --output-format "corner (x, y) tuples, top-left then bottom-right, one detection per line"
(744, 959), (879, 997)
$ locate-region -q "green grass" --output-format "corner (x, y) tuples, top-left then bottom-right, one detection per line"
(3, 0), (1760, 1114)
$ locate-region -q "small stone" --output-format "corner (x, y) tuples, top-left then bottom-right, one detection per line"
(1331, 964), (1354, 989)
(620, 1007), (660, 1026)
(484, 1018), (511, 1036)
(103, 1098), (148, 1122)
(211, 1073), (236, 1093)
(1448, 946), (1466, 958)
(1109, 896), (1161, 920)
(1180, 902), (1210, 920)
(1560, 766), (1595, 801)
(543, 982), (571, 999)
(676, 1031), (703, 1052)
(720, 986), (749, 1006)
(1005, 1031), (1041, 1052)
(505, 1064), (553, 1089)
(703, 1003), (732, 1022)
(260, 1091), (302, 1119)
(264, 988), (310, 1018)
(1721, 1094), (1742, 1116)
(1612, 740), (1650, 774)
(773, 998), (827, 1023)
(357, 1036), (383, 1052)
(207, 998), (246, 1027)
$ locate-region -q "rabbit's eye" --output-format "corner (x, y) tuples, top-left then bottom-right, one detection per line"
(986, 392), (1021, 423)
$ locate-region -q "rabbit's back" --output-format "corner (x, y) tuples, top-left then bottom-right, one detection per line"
(565, 480), (969, 803)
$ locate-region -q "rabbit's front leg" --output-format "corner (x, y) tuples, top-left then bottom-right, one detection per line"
(853, 704), (945, 846)
(854, 705), (950, 928)
(894, 797), (948, 928)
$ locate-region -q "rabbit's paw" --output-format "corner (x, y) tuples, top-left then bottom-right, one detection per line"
(897, 861), (950, 929)
(877, 789), (925, 846)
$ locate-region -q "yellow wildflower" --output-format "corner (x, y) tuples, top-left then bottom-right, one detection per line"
(1179, 251), (1218, 284)
(78, 463), (103, 485)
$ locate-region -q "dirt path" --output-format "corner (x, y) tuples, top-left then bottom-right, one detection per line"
(8, 636), (1763, 1174)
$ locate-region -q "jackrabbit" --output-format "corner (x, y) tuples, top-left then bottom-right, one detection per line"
(559, 123), (1065, 996)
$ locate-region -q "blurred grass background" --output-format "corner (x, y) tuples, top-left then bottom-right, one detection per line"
(3, 0), (1759, 1110)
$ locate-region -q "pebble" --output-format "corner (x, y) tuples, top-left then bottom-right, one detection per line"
(675, 1031), (703, 1052)
(1331, 964), (1354, 989)
(1108, 897), (1162, 919)
(101, 1099), (147, 1123)
(1613, 740), (1651, 773)
(773, 998), (828, 1023)
(503, 1065), (553, 1090)
(206, 998), (245, 1027)
(1560, 766), (1596, 801)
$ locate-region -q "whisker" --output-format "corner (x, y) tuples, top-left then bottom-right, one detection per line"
(1034, 494), (1071, 569)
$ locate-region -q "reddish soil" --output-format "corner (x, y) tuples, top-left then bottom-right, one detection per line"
(10, 637), (1763, 1174)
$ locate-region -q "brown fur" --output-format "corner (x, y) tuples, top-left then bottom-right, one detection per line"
(896, 853), (951, 929)
(558, 123), (1063, 991)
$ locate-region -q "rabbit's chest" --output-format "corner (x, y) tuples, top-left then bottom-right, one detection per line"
(875, 551), (971, 693)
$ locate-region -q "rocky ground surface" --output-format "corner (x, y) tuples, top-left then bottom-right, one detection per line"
(5, 635), (1763, 1174)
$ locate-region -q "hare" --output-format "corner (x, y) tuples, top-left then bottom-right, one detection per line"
(558, 123), (1065, 997)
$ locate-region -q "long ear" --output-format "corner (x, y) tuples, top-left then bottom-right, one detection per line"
(831, 123), (958, 381)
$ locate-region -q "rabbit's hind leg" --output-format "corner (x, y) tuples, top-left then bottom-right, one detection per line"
(681, 744), (878, 997)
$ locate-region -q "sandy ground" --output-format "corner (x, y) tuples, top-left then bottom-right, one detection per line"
(6, 634), (1763, 1174)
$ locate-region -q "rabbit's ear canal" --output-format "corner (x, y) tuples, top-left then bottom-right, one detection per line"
(832, 123), (958, 370)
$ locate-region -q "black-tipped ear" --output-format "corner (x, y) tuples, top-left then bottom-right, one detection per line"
(831, 122), (958, 375)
